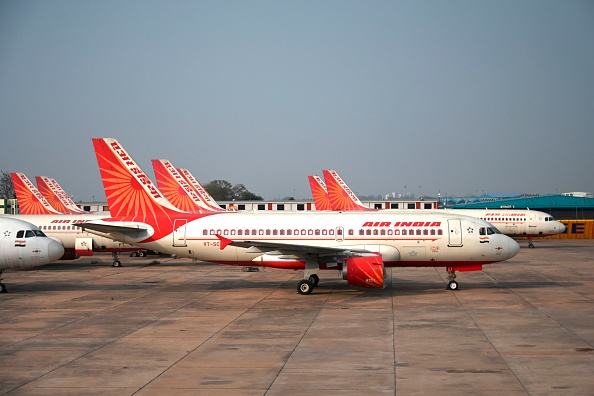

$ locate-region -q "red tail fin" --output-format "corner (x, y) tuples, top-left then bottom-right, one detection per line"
(35, 176), (85, 214)
(178, 168), (224, 211)
(151, 159), (213, 214)
(307, 175), (332, 211)
(92, 138), (184, 223)
(10, 173), (62, 214)
(322, 170), (373, 211)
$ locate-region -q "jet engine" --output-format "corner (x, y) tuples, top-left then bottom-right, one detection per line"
(342, 256), (385, 288)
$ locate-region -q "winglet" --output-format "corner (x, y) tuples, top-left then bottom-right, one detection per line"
(322, 170), (374, 211)
(307, 175), (332, 211)
(216, 234), (233, 250)
(10, 173), (62, 214)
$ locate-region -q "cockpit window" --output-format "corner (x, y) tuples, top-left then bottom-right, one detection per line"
(487, 227), (500, 235)
(479, 227), (486, 235)
(25, 230), (35, 238)
(33, 230), (46, 237)
(16, 230), (24, 238)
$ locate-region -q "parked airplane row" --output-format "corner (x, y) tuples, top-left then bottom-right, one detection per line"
(308, 170), (566, 248)
(60, 137), (520, 294)
(6, 137), (566, 295)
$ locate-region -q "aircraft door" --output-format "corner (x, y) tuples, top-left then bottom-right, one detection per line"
(173, 219), (187, 247)
(448, 219), (463, 247)
(528, 212), (537, 228)
(335, 226), (344, 242)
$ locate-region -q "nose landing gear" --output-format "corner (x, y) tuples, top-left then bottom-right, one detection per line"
(446, 267), (458, 290)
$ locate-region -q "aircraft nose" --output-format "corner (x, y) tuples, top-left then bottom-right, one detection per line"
(508, 237), (520, 259)
(558, 222), (567, 233)
(48, 239), (65, 262)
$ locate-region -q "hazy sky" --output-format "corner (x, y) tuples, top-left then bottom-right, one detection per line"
(1, 1), (593, 202)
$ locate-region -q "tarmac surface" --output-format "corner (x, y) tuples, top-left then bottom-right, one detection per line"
(1, 239), (593, 395)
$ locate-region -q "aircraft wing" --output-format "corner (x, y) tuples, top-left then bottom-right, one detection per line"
(216, 235), (378, 259)
(73, 221), (151, 240)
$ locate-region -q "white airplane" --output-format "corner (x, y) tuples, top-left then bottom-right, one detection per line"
(0, 217), (64, 292)
(9, 173), (141, 265)
(35, 176), (87, 214)
(312, 170), (566, 248)
(76, 138), (520, 294)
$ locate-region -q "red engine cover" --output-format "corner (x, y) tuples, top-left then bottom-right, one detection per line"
(342, 256), (385, 288)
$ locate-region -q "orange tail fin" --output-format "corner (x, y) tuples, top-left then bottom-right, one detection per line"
(178, 168), (224, 211)
(151, 159), (213, 214)
(92, 138), (184, 222)
(307, 175), (332, 211)
(10, 173), (62, 214)
(35, 176), (85, 214)
(322, 170), (373, 211)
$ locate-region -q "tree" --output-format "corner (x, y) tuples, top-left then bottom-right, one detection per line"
(0, 171), (15, 199)
(204, 180), (263, 201)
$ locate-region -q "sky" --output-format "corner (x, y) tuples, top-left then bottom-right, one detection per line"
(1, 0), (593, 202)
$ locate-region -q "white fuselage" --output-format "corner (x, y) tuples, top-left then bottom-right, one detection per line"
(0, 217), (64, 270)
(440, 209), (565, 237)
(6, 214), (138, 255)
(86, 211), (520, 269)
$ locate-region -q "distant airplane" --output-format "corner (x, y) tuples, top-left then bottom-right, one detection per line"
(35, 176), (87, 214)
(152, 159), (213, 214)
(10, 173), (62, 215)
(311, 169), (567, 247)
(178, 168), (225, 212)
(77, 138), (519, 294)
(0, 216), (64, 292)
(10, 173), (142, 265)
(307, 175), (332, 211)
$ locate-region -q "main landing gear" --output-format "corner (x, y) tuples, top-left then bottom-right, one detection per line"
(446, 267), (458, 291)
(112, 251), (122, 267)
(297, 274), (320, 295)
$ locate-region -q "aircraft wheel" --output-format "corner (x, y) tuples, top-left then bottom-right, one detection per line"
(112, 260), (122, 268)
(309, 274), (320, 286)
(298, 280), (314, 295)
(130, 251), (138, 257)
(0, 283), (7, 293)
(138, 251), (147, 257)
(528, 243), (535, 248)
(447, 280), (459, 291)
